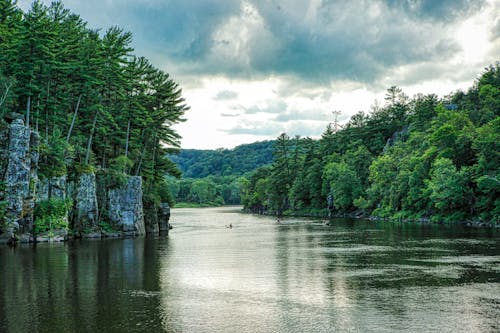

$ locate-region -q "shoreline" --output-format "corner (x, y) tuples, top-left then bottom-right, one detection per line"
(243, 208), (499, 229)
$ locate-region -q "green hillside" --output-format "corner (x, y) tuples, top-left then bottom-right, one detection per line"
(170, 140), (275, 178)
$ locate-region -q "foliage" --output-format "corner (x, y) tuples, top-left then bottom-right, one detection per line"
(168, 175), (244, 207)
(169, 140), (274, 178)
(241, 64), (500, 223)
(33, 198), (72, 233)
(0, 1), (187, 226)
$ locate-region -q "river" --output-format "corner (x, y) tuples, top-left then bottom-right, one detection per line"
(0, 207), (498, 332)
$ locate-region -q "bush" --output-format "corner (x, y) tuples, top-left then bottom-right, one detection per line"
(34, 198), (72, 234)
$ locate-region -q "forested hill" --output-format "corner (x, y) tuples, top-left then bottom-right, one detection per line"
(170, 140), (275, 178)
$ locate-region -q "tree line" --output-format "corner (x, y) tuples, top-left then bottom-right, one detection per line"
(242, 65), (499, 223)
(169, 140), (275, 178)
(0, 1), (188, 221)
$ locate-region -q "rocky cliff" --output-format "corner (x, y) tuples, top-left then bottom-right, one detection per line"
(4, 118), (34, 242)
(108, 176), (145, 236)
(0, 119), (170, 245)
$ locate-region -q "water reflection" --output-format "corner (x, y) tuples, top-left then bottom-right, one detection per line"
(0, 207), (498, 332)
(0, 238), (166, 332)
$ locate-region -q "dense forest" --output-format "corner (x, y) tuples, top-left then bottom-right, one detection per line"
(241, 65), (499, 223)
(0, 1), (187, 232)
(167, 141), (274, 207)
(169, 140), (274, 178)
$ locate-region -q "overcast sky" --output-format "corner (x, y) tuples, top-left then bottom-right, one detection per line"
(19, 0), (500, 149)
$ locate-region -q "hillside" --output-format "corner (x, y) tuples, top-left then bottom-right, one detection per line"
(170, 140), (275, 178)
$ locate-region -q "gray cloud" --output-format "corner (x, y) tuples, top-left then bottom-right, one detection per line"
(214, 90), (239, 100)
(286, 121), (329, 137)
(224, 117), (329, 138)
(20, 0), (490, 84)
(224, 121), (285, 136)
(236, 100), (288, 115)
(384, 0), (485, 22)
(274, 109), (329, 122)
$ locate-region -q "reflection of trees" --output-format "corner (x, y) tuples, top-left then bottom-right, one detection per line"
(0, 238), (166, 332)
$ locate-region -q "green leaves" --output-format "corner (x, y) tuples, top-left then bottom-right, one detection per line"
(240, 64), (499, 223)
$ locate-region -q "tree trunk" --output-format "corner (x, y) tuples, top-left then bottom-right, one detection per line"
(66, 94), (82, 144)
(124, 118), (131, 157)
(26, 95), (31, 128)
(85, 108), (99, 165)
(0, 80), (13, 109)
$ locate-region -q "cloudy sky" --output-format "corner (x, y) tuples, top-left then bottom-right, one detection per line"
(19, 0), (500, 149)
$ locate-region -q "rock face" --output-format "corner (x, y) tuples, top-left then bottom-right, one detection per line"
(5, 119), (32, 236)
(108, 176), (145, 235)
(158, 203), (171, 233)
(49, 175), (66, 199)
(75, 173), (99, 233)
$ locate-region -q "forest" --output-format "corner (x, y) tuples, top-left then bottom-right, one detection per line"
(0, 0), (187, 231)
(167, 66), (499, 222)
(241, 65), (499, 223)
(169, 140), (274, 178)
(166, 141), (274, 207)
(1, 1), (498, 226)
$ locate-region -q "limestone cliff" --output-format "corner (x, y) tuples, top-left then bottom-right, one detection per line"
(108, 176), (145, 236)
(5, 119), (33, 239)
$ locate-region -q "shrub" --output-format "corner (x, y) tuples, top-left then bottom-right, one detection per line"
(34, 198), (72, 234)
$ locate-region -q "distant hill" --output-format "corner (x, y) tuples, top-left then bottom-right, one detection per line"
(170, 140), (275, 178)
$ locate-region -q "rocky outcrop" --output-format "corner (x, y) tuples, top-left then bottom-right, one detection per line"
(36, 175), (67, 202)
(383, 125), (409, 152)
(49, 175), (66, 200)
(5, 119), (33, 238)
(74, 173), (99, 233)
(108, 176), (145, 236)
(158, 203), (171, 233)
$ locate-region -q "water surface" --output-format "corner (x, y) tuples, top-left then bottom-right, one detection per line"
(0, 207), (498, 332)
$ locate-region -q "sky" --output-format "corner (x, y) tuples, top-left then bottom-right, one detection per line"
(18, 0), (500, 149)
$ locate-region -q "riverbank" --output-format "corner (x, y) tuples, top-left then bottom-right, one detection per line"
(244, 207), (499, 229)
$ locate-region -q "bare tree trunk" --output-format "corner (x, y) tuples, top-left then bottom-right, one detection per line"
(124, 118), (131, 157)
(0, 80), (13, 109)
(66, 94), (82, 144)
(85, 109), (99, 165)
(135, 145), (145, 176)
(45, 81), (50, 142)
(26, 95), (31, 128)
(35, 99), (40, 132)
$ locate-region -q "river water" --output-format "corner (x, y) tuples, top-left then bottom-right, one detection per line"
(0, 207), (498, 332)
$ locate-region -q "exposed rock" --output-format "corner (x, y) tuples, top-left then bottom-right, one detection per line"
(145, 206), (159, 234)
(383, 125), (409, 152)
(0, 127), (9, 181)
(82, 232), (101, 239)
(158, 202), (171, 233)
(36, 178), (49, 202)
(49, 175), (67, 200)
(108, 176), (145, 236)
(5, 119), (32, 236)
(102, 231), (122, 238)
(74, 173), (99, 233)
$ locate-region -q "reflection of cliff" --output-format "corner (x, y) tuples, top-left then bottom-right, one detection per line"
(0, 238), (166, 331)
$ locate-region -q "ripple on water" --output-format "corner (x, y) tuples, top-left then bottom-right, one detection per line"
(408, 255), (500, 265)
